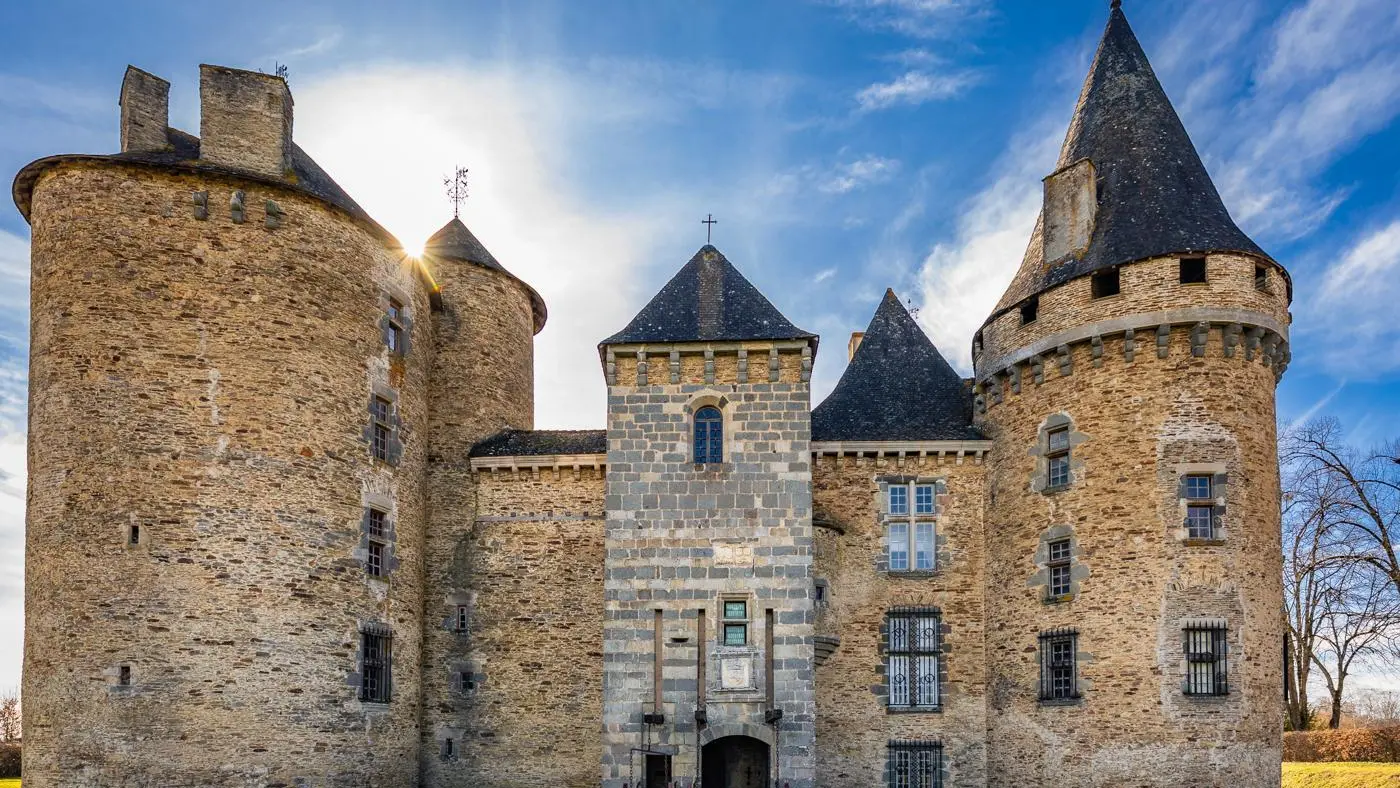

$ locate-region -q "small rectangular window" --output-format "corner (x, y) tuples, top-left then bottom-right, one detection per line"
(360, 630), (392, 703)
(887, 612), (941, 709)
(1184, 475), (1213, 500)
(723, 623), (747, 647)
(1091, 268), (1120, 298)
(722, 600), (748, 646)
(367, 540), (386, 577)
(888, 523), (909, 571)
(457, 671), (474, 692)
(1020, 296), (1039, 325)
(1047, 538), (1072, 598)
(888, 741), (943, 788)
(1255, 264), (1268, 291)
(455, 605), (469, 632)
(888, 486), (909, 515)
(1186, 506), (1214, 539)
(367, 508), (386, 538)
(914, 523), (935, 571)
(1038, 630), (1079, 701)
(118, 665), (132, 686)
(1184, 625), (1229, 696)
(370, 397), (392, 461)
(1046, 427), (1071, 490)
(1179, 257), (1207, 284)
(385, 298), (406, 355)
(128, 524), (140, 546)
(914, 484), (936, 515)
(443, 737), (455, 759)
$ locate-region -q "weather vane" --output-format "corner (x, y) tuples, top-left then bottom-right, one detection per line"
(702, 213), (718, 244)
(445, 166), (470, 219)
(906, 297), (921, 320)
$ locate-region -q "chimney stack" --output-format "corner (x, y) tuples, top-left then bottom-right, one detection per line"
(198, 64), (294, 180)
(119, 66), (170, 153)
(848, 332), (864, 362)
(1041, 158), (1097, 264)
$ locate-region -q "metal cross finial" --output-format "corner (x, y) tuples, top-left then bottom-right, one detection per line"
(444, 166), (470, 219)
(702, 213), (718, 244)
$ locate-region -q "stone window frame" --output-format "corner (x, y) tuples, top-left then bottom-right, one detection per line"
(1030, 414), (1086, 494)
(887, 739), (947, 788)
(359, 492), (398, 580)
(883, 607), (944, 714)
(441, 736), (457, 761)
(1181, 618), (1231, 698)
(365, 384), (404, 466)
(380, 289), (412, 358)
(1173, 463), (1228, 545)
(356, 622), (394, 706)
(876, 476), (948, 576)
(720, 595), (750, 647)
(1037, 628), (1082, 705)
(1031, 525), (1087, 604)
(682, 393), (733, 470)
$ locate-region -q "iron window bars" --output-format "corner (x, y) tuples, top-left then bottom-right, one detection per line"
(694, 406), (723, 464)
(1038, 628), (1079, 702)
(888, 609), (941, 709)
(1184, 623), (1229, 696)
(360, 628), (392, 703)
(887, 740), (943, 788)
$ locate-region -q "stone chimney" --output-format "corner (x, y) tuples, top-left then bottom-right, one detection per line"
(198, 64), (294, 180)
(848, 332), (864, 362)
(119, 66), (170, 153)
(1041, 158), (1097, 264)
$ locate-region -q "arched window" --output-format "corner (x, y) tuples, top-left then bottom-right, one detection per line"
(694, 406), (723, 464)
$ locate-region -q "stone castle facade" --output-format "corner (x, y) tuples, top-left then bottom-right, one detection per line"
(16, 5), (1291, 788)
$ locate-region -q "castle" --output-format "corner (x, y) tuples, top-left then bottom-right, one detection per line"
(15, 4), (1291, 787)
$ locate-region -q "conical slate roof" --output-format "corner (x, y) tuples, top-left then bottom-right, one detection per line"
(813, 290), (982, 442)
(422, 217), (548, 333)
(601, 245), (815, 345)
(991, 3), (1276, 315)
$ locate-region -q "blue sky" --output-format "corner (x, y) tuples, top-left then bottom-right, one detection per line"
(2, 0), (1400, 694)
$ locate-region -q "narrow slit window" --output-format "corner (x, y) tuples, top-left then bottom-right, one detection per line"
(385, 298), (406, 354)
(1179, 257), (1207, 284)
(455, 605), (469, 632)
(1091, 268), (1120, 298)
(1020, 296), (1039, 325)
(128, 524), (140, 546)
(443, 737), (455, 759)
(694, 406), (723, 464)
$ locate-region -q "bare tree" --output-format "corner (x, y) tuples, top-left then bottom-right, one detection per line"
(1353, 688), (1400, 726)
(0, 688), (18, 743)
(1311, 561), (1400, 728)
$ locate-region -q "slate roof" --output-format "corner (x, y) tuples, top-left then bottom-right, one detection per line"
(469, 429), (607, 458)
(13, 126), (380, 230)
(423, 217), (548, 333)
(812, 290), (984, 442)
(990, 3), (1282, 318)
(601, 245), (816, 346)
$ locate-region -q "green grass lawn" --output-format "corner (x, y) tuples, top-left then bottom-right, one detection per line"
(1284, 762), (1400, 787)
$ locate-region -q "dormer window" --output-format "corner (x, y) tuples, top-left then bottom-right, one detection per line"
(1020, 296), (1039, 325)
(694, 406), (723, 464)
(1091, 268), (1120, 298)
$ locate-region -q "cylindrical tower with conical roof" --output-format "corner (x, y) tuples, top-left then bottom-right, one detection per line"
(974, 5), (1290, 786)
(18, 64), (434, 786)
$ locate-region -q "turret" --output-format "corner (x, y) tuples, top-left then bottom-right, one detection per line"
(597, 244), (820, 788)
(975, 5), (1290, 786)
(17, 64), (432, 786)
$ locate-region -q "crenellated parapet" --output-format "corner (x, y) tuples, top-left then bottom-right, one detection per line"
(603, 340), (812, 387)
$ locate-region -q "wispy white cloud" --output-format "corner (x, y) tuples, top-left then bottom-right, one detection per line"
(855, 69), (978, 111)
(0, 232), (27, 694)
(1284, 379), (1347, 431)
(820, 154), (901, 193)
(1306, 218), (1400, 376)
(823, 0), (989, 39)
(1258, 0), (1400, 86)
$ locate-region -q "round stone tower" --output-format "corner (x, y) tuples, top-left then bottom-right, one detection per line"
(974, 6), (1290, 786)
(17, 64), (436, 787)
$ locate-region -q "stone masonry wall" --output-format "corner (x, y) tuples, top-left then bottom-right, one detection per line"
(24, 162), (431, 787)
(418, 252), (538, 786)
(813, 457), (988, 787)
(431, 468), (606, 787)
(978, 326), (1284, 788)
(602, 346), (817, 788)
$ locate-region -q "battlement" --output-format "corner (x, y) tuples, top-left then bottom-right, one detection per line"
(603, 341), (812, 387)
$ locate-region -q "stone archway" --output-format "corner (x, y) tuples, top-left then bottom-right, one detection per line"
(701, 735), (769, 788)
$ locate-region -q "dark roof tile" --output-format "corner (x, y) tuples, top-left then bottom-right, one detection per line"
(469, 429), (607, 458)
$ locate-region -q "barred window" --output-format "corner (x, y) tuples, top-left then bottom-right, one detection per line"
(1048, 538), (1072, 599)
(370, 397), (393, 461)
(1038, 629), (1079, 702)
(1184, 623), (1229, 696)
(360, 629), (392, 703)
(887, 741), (943, 788)
(886, 481), (938, 573)
(887, 610), (940, 709)
(1046, 427), (1071, 489)
(694, 406), (723, 464)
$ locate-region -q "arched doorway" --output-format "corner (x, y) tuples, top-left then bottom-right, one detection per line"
(701, 735), (770, 788)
